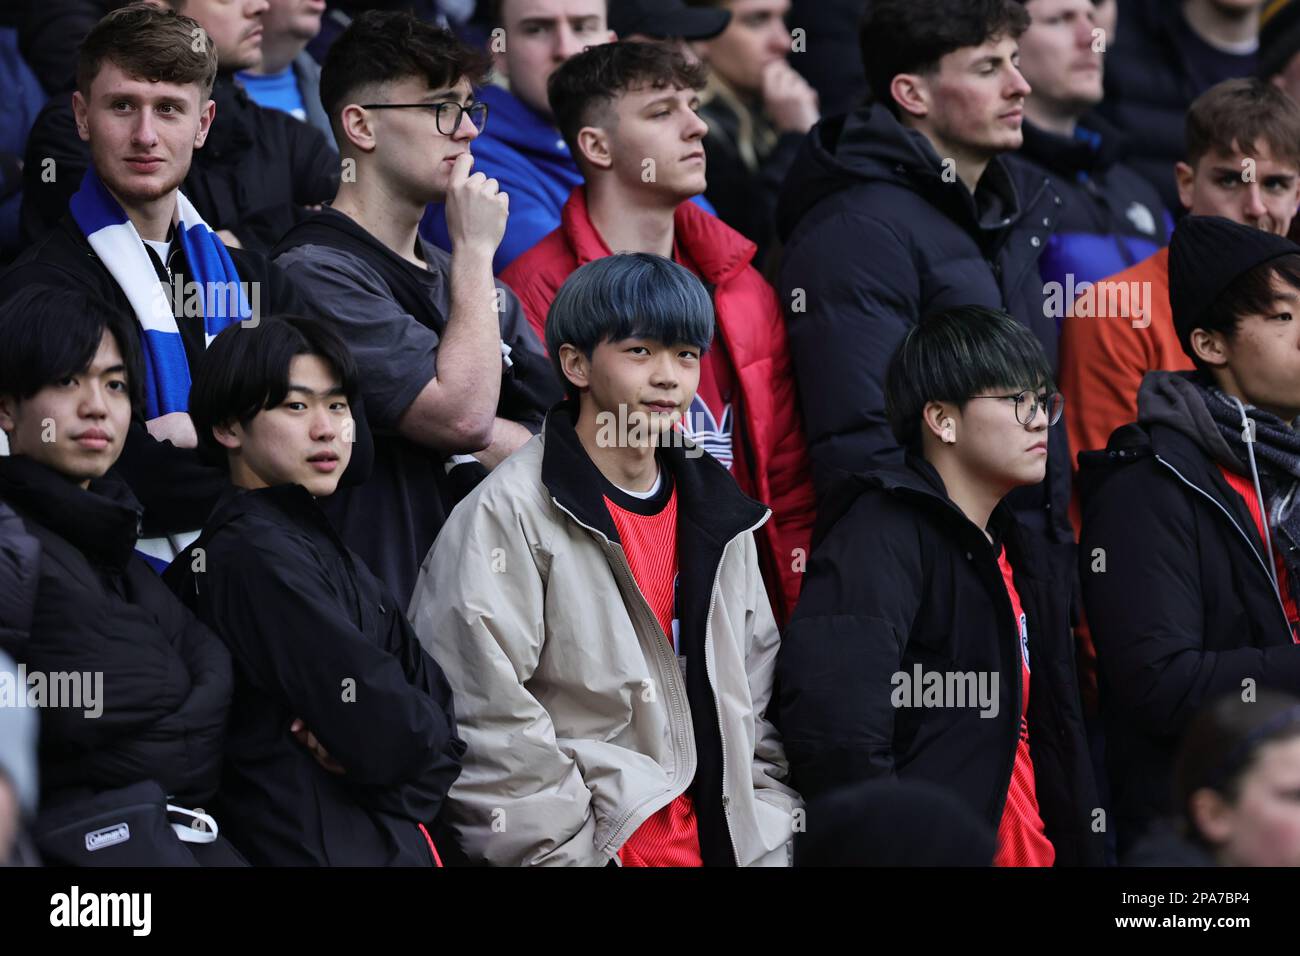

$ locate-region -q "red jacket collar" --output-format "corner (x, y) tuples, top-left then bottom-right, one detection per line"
(559, 186), (757, 285)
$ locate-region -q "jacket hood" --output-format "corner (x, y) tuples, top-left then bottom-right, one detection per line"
(540, 400), (768, 547)
(1136, 370), (1242, 471)
(1018, 112), (1130, 180)
(560, 187), (757, 286)
(276, 204), (393, 257)
(0, 455), (142, 571)
(198, 482), (329, 541)
(204, 74), (256, 160)
(169, 482), (359, 618)
(775, 102), (1023, 243)
(815, 454), (1018, 550)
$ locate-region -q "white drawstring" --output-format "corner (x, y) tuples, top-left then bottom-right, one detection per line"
(1229, 395), (1280, 594)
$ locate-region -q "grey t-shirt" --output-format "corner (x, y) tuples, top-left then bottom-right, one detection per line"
(274, 232), (540, 433)
(272, 216), (552, 604)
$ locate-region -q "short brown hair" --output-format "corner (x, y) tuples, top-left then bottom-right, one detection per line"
(548, 41), (708, 166)
(861, 0), (1030, 118)
(320, 9), (492, 137)
(1185, 77), (1300, 169)
(76, 3), (218, 98)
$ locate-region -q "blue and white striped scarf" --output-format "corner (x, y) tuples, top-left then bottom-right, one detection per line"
(69, 168), (251, 420)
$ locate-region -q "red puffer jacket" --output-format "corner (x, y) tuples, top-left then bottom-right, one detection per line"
(502, 187), (816, 623)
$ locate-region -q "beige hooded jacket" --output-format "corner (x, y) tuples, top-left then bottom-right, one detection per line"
(408, 408), (799, 866)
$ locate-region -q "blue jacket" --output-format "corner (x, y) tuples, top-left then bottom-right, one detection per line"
(422, 84), (576, 274)
(422, 84), (712, 274)
(1009, 115), (1172, 324)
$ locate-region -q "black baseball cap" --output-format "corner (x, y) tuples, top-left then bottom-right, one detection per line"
(609, 0), (732, 41)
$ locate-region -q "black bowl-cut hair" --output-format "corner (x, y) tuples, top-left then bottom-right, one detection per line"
(885, 305), (1054, 451)
(544, 252), (715, 400)
(188, 315), (360, 467)
(0, 285), (144, 417)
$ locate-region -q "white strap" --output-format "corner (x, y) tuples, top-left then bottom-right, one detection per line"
(167, 804), (219, 844)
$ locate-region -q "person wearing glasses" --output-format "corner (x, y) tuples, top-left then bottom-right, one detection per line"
(421, 0), (616, 274)
(1078, 214), (1300, 857)
(777, 305), (1103, 867)
(274, 10), (562, 605)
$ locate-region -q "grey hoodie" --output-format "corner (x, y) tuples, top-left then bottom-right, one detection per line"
(1136, 370), (1242, 472)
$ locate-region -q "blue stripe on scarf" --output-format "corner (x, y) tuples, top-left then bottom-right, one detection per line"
(70, 168), (249, 419)
(68, 169), (125, 235)
(137, 550), (171, 576)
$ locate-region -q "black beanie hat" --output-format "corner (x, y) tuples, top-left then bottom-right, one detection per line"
(1169, 215), (1300, 359)
(1259, 0), (1300, 81)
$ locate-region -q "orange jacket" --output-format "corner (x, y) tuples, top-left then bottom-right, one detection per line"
(1059, 247), (1194, 534)
(1059, 247), (1195, 712)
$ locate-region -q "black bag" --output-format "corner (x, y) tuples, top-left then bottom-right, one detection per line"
(32, 780), (245, 866)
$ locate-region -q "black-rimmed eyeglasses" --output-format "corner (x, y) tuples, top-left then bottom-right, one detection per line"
(967, 389), (1065, 426)
(359, 101), (489, 136)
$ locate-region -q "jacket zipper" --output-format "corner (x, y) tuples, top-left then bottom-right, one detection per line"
(553, 495), (774, 864)
(1154, 453), (1293, 634)
(989, 558), (1025, 828)
(548, 498), (697, 858)
(1000, 175), (1054, 295)
(706, 331), (783, 618)
(893, 485), (1025, 823)
(702, 509), (772, 865)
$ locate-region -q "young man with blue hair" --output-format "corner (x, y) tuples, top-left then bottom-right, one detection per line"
(409, 252), (799, 867)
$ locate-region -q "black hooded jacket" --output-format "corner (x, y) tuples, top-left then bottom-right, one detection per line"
(777, 455), (1102, 866)
(0, 454), (232, 810)
(775, 103), (1072, 542)
(1078, 371), (1300, 853)
(165, 483), (465, 866)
